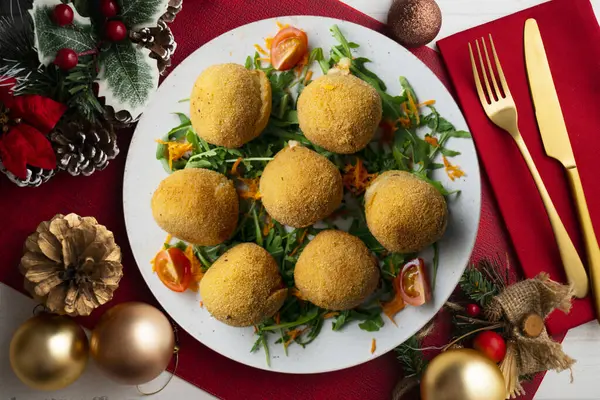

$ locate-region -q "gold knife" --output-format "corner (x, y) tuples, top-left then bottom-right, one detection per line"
(525, 19), (598, 304)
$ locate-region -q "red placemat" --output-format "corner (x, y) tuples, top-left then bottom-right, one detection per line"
(437, 0), (600, 335)
(0, 1), (553, 399)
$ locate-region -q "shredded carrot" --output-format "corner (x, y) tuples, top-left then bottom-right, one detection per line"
(303, 70), (313, 85)
(274, 312), (281, 325)
(294, 52), (309, 75)
(379, 118), (398, 144)
(381, 275), (406, 326)
(199, 301), (204, 308)
(265, 37), (273, 51)
(155, 139), (193, 170)
(289, 230), (309, 256)
(342, 158), (378, 196)
(237, 177), (262, 200)
(164, 234), (172, 247)
(291, 287), (306, 300)
(407, 91), (420, 126)
(323, 312), (339, 320)
(258, 57), (270, 62)
(443, 155), (465, 181)
(230, 157), (243, 176)
(185, 245), (204, 291)
(254, 44), (268, 55)
(262, 214), (273, 236)
(276, 21), (289, 30)
(370, 338), (377, 354)
(398, 116), (411, 128)
(424, 135), (439, 147)
(284, 327), (309, 348)
(418, 100), (436, 107)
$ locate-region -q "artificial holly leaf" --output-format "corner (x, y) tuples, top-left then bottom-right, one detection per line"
(118, 0), (170, 30)
(97, 41), (159, 119)
(29, 0), (97, 66)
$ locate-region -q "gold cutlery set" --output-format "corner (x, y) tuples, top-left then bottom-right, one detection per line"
(469, 20), (600, 313)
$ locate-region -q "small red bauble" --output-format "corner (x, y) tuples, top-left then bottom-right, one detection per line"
(100, 0), (119, 18)
(465, 303), (481, 317)
(473, 331), (506, 363)
(105, 20), (127, 42)
(54, 48), (79, 70)
(53, 4), (74, 26)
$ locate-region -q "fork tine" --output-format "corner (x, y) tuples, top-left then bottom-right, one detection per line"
(468, 43), (488, 106)
(475, 39), (494, 102)
(488, 34), (510, 96)
(481, 37), (502, 100)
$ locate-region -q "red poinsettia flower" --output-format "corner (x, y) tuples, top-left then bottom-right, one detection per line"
(0, 78), (66, 179)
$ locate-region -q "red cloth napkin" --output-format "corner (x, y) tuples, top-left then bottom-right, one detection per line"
(0, 1), (551, 399)
(438, 0), (600, 335)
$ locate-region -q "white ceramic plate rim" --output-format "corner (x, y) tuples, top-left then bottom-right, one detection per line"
(123, 15), (481, 374)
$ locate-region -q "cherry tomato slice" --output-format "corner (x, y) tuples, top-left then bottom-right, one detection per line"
(270, 27), (308, 71)
(399, 258), (431, 306)
(154, 247), (192, 292)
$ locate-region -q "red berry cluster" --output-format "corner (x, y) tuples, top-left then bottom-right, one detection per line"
(52, 1), (128, 71)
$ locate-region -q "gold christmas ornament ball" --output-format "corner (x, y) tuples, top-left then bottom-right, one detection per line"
(387, 0), (442, 48)
(421, 349), (506, 400)
(90, 302), (175, 385)
(9, 314), (89, 391)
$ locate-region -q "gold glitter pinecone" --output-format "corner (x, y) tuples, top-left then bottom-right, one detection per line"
(20, 213), (123, 316)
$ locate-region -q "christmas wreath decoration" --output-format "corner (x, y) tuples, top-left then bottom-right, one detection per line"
(0, 0), (182, 187)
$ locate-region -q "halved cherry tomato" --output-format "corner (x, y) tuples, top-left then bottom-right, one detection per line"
(154, 247), (192, 292)
(399, 258), (431, 306)
(270, 27), (308, 71)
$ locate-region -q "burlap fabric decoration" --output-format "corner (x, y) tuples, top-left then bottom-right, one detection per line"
(486, 273), (575, 398)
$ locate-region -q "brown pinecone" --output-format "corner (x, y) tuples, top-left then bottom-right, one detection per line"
(0, 163), (55, 187)
(162, 0), (183, 23)
(20, 213), (123, 316)
(50, 117), (119, 177)
(130, 19), (177, 75)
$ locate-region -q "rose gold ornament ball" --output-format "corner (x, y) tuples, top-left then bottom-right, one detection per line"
(90, 302), (175, 385)
(387, 0), (442, 48)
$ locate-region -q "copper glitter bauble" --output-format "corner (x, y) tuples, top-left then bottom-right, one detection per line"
(90, 302), (175, 385)
(421, 349), (506, 400)
(9, 314), (89, 391)
(387, 0), (442, 48)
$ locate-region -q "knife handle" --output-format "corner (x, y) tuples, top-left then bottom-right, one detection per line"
(513, 135), (589, 298)
(567, 167), (600, 313)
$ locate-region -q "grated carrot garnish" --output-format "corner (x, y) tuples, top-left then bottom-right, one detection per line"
(424, 135), (439, 147)
(185, 245), (204, 290)
(262, 214), (273, 236)
(418, 100), (436, 107)
(165, 234), (173, 247)
(274, 312), (281, 325)
(265, 37), (273, 51)
(381, 275), (406, 326)
(303, 70), (313, 85)
(407, 91), (420, 126)
(284, 327), (309, 348)
(155, 139), (193, 170)
(276, 21), (289, 30)
(237, 177), (262, 200)
(342, 157), (378, 196)
(323, 312), (339, 320)
(370, 338), (376, 354)
(259, 57), (270, 62)
(199, 301), (203, 308)
(398, 116), (411, 128)
(443, 155), (465, 181)
(254, 44), (268, 55)
(230, 157), (243, 176)
(291, 287), (306, 300)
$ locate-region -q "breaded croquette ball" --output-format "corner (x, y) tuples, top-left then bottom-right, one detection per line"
(294, 230), (380, 310)
(365, 171), (448, 253)
(200, 243), (287, 327)
(259, 144), (343, 228)
(297, 74), (382, 154)
(151, 168), (238, 246)
(190, 63), (272, 148)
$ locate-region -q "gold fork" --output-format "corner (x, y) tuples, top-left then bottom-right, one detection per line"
(469, 35), (589, 298)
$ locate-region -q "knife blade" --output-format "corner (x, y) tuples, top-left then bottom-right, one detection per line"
(525, 18), (600, 317)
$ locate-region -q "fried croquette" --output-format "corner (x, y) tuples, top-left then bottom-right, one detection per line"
(259, 144), (343, 228)
(294, 230), (380, 310)
(200, 243), (287, 327)
(297, 74), (382, 154)
(365, 171), (448, 253)
(190, 63), (272, 148)
(151, 168), (238, 246)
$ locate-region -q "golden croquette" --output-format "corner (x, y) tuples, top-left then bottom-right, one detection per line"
(199, 243), (287, 327)
(294, 230), (380, 310)
(259, 144), (343, 228)
(365, 171), (448, 253)
(190, 63), (271, 148)
(297, 74), (382, 154)
(151, 168), (238, 246)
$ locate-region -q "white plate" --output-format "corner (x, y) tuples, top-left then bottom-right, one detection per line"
(123, 16), (481, 374)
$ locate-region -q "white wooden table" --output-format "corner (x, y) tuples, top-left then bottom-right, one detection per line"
(2, 1), (600, 398)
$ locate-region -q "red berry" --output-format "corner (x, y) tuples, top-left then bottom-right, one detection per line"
(54, 48), (78, 70)
(472, 331), (506, 363)
(100, 0), (119, 18)
(53, 4), (74, 26)
(465, 303), (481, 317)
(105, 20), (127, 42)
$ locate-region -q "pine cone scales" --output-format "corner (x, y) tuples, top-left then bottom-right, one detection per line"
(50, 118), (119, 176)
(20, 213), (123, 316)
(0, 162), (55, 187)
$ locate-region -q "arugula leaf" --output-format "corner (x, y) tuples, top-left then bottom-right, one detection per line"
(330, 25), (353, 58)
(359, 314), (384, 332)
